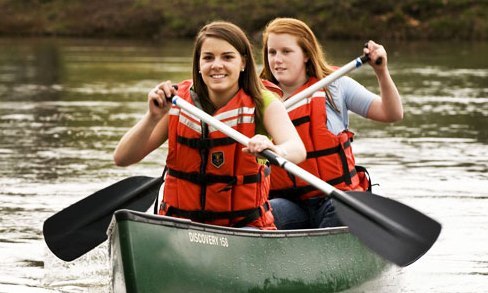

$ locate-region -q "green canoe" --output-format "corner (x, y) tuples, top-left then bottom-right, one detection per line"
(109, 209), (389, 292)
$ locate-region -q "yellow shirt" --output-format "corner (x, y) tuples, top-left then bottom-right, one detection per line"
(256, 90), (279, 136)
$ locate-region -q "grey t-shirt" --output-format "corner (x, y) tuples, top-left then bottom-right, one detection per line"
(326, 76), (377, 134)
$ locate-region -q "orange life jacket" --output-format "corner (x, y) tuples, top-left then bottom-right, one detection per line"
(270, 77), (371, 201)
(261, 79), (283, 96)
(159, 80), (275, 229)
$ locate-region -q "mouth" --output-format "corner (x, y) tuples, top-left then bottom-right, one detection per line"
(273, 67), (286, 73)
(210, 74), (227, 79)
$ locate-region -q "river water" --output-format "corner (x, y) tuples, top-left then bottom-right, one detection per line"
(0, 37), (486, 292)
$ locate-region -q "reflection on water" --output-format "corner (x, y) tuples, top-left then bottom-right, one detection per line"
(0, 38), (487, 292)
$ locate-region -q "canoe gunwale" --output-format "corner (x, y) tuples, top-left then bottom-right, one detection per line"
(113, 209), (351, 239)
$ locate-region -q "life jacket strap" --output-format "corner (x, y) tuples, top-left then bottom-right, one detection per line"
(177, 135), (235, 149)
(269, 168), (357, 200)
(292, 116), (310, 127)
(167, 166), (270, 187)
(307, 139), (351, 158)
(163, 201), (271, 228)
(355, 165), (372, 191)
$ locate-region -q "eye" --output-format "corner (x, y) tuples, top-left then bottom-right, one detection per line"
(268, 49), (276, 56)
(202, 54), (214, 61)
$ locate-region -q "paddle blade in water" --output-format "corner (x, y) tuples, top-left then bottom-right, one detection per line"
(333, 191), (441, 267)
(43, 176), (162, 261)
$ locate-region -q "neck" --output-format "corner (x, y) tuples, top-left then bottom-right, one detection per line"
(209, 87), (240, 109)
(280, 75), (309, 100)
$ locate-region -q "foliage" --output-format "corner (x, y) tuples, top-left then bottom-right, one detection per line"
(0, 0), (486, 40)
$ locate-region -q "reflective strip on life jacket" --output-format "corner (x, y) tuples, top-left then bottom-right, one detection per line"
(170, 106), (255, 135)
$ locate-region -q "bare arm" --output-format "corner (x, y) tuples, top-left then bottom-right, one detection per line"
(113, 81), (176, 166)
(243, 99), (306, 164)
(364, 40), (404, 123)
(113, 113), (169, 166)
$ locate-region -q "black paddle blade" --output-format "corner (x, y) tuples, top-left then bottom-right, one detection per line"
(332, 191), (441, 267)
(43, 176), (162, 262)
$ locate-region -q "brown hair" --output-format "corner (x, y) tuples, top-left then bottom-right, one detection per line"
(260, 18), (339, 111)
(192, 21), (265, 117)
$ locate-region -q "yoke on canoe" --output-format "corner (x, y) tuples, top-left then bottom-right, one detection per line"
(109, 209), (389, 292)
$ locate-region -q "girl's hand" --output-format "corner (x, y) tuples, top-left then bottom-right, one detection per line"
(364, 40), (387, 70)
(148, 80), (177, 118)
(242, 134), (276, 156)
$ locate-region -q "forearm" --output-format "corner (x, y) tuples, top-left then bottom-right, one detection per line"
(262, 100), (306, 164)
(113, 112), (161, 166)
(376, 68), (403, 122)
(364, 40), (404, 123)
(274, 140), (306, 164)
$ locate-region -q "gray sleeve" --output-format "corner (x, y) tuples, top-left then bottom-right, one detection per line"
(339, 76), (377, 118)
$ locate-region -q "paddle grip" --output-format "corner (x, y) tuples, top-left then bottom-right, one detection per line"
(153, 85), (179, 107)
(261, 149), (280, 166)
(363, 42), (383, 65)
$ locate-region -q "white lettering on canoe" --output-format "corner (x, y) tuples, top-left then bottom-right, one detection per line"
(188, 232), (229, 248)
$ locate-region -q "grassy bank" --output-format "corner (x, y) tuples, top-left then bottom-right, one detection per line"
(0, 0), (487, 41)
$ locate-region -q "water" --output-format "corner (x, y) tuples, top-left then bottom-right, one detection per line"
(0, 37), (487, 292)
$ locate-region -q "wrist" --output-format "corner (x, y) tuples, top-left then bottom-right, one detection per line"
(144, 111), (163, 125)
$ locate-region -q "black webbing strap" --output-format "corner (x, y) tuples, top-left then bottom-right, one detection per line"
(232, 201), (271, 228)
(269, 168), (357, 200)
(355, 165), (372, 191)
(292, 116), (311, 127)
(177, 135), (235, 149)
(307, 139), (351, 159)
(165, 202), (270, 228)
(337, 146), (352, 185)
(167, 168), (264, 185)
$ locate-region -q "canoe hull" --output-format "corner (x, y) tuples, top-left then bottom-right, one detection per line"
(109, 210), (388, 292)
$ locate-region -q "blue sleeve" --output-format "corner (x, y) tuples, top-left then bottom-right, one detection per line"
(340, 76), (377, 118)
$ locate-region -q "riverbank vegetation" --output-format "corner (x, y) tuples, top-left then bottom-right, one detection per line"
(1, 0), (486, 41)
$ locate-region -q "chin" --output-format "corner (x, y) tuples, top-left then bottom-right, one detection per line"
(276, 78), (290, 84)
(208, 84), (227, 91)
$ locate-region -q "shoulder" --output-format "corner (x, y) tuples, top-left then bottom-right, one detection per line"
(260, 89), (280, 109)
(329, 76), (367, 99)
(332, 77), (376, 116)
(330, 76), (361, 89)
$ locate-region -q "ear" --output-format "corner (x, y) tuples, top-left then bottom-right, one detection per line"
(241, 56), (246, 71)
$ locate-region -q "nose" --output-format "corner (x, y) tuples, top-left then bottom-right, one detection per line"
(211, 57), (224, 69)
(273, 52), (283, 64)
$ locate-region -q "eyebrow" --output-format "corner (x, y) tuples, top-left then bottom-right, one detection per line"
(201, 51), (237, 55)
(269, 45), (294, 50)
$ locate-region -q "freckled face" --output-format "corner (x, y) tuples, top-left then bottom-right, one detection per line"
(199, 37), (245, 102)
(267, 33), (308, 90)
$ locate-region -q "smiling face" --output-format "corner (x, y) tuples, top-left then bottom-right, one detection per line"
(199, 37), (245, 106)
(266, 33), (309, 95)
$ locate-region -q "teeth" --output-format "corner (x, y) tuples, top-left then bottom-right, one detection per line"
(211, 74), (225, 78)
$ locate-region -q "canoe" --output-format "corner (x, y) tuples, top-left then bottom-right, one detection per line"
(109, 209), (389, 292)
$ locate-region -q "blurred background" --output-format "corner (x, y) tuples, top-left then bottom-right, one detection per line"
(1, 0), (486, 41)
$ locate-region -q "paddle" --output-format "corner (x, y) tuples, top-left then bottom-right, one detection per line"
(172, 96), (441, 267)
(283, 55), (370, 109)
(43, 175), (162, 261)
